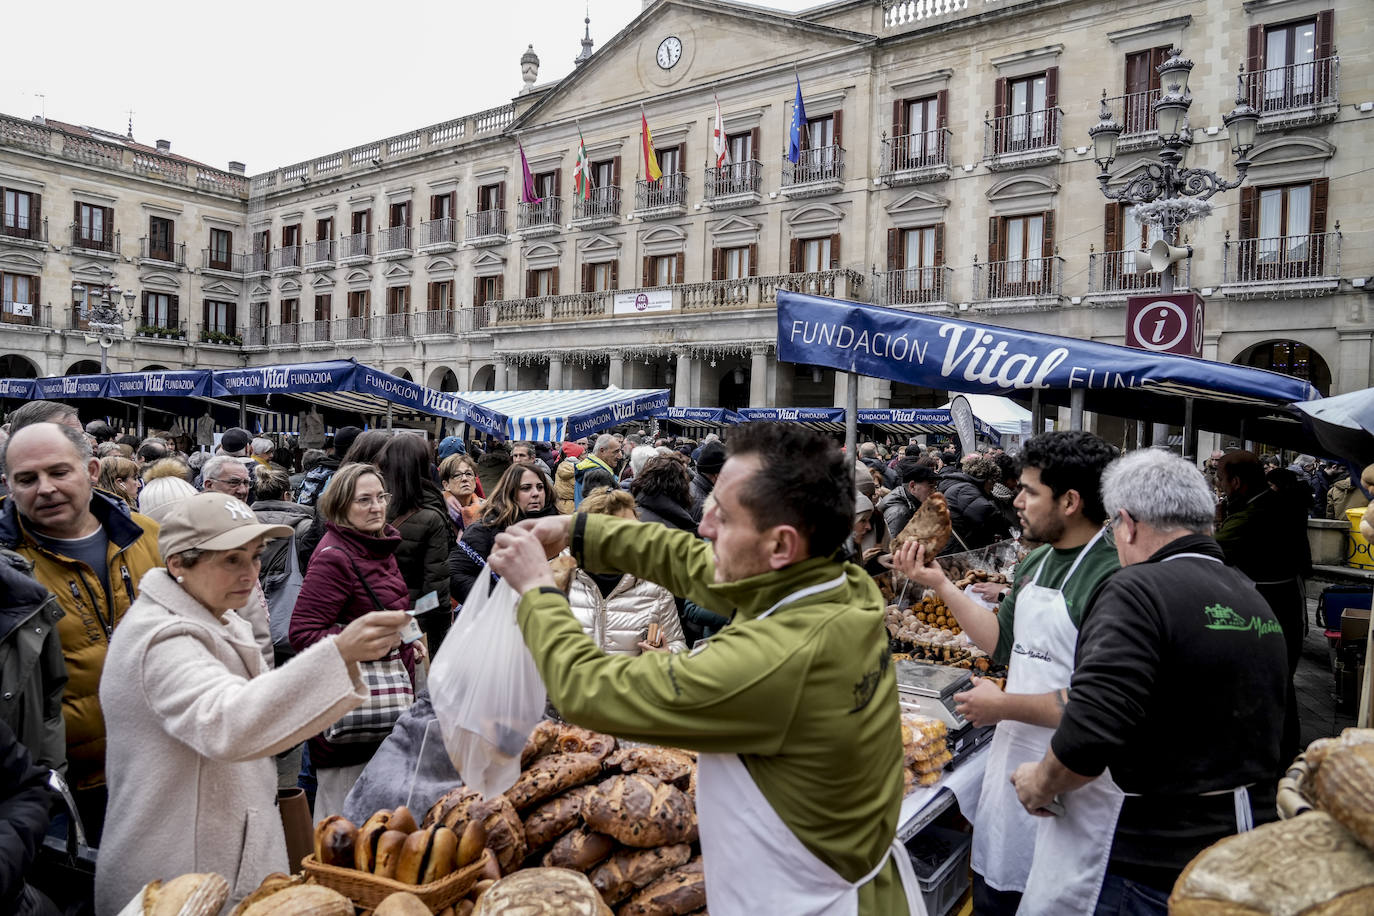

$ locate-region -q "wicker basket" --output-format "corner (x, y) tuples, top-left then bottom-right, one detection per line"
(300, 848), (491, 911)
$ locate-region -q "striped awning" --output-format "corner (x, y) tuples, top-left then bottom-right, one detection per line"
(454, 388), (671, 442)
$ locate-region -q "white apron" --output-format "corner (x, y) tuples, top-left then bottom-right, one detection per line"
(695, 574), (926, 916)
(1018, 550), (1247, 915)
(973, 531), (1116, 895)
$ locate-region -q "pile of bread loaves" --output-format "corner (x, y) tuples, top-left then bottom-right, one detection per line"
(1170, 728), (1374, 914)
(900, 713), (952, 793)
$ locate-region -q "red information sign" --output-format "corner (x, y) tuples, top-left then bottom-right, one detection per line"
(1125, 293), (1204, 357)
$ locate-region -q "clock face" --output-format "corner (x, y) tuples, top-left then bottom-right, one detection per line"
(656, 36), (682, 70)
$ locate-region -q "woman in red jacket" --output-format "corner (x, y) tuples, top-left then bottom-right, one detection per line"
(289, 462), (420, 823)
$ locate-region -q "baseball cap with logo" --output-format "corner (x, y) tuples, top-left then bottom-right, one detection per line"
(158, 492), (292, 558)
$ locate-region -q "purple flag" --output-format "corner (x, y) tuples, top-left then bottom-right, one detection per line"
(519, 143), (542, 204)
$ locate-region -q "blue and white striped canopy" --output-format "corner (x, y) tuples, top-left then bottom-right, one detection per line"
(737, 407), (1001, 444)
(454, 388), (671, 442)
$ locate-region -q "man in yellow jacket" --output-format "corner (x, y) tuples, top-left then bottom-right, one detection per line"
(0, 422), (161, 843)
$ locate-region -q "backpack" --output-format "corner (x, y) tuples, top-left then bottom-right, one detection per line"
(261, 530), (304, 649)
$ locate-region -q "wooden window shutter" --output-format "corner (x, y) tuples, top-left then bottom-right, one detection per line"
(749, 128), (760, 161)
(430, 196), (440, 220)
(473, 276), (483, 306)
(551, 266), (560, 296)
(711, 248), (723, 281)
(933, 225), (945, 266)
(73, 201), (81, 228)
(169, 294), (180, 326)
(1104, 204), (1121, 252)
(497, 183), (506, 211)
(988, 216), (1001, 262)
(581, 263), (591, 292)
(1315, 10), (1335, 60)
(828, 234), (841, 270)
(427, 282), (437, 310)
(676, 143), (686, 172)
(103, 207), (114, 233)
(228, 301), (237, 331)
(642, 256), (652, 285)
(449, 191), (457, 221)
(675, 253), (685, 283)
(1044, 68), (1058, 110)
(887, 228), (902, 271)
(832, 110), (843, 147)
(526, 271), (536, 298)
(1311, 178), (1329, 233)
(202, 299), (210, 327)
(1238, 186), (1257, 239)
(1041, 212), (1055, 258)
(495, 275), (503, 300)
(936, 90), (949, 128)
(1150, 47), (1168, 90)
(554, 169), (562, 197)
(747, 243), (758, 276)
(893, 100), (907, 136)
(612, 156), (622, 188)
(788, 238), (801, 273)
(994, 77), (1008, 119)
(609, 260), (619, 290)
(1247, 25), (1264, 76)
(30, 193), (40, 232)
(32, 275), (39, 309)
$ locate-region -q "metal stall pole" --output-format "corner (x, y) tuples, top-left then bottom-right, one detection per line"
(844, 371), (858, 459)
(1030, 388), (1043, 434)
(1069, 389), (1085, 432)
(386, 401), (394, 431)
(1135, 420), (1146, 449)
(137, 399), (146, 439)
(1183, 397), (1197, 459)
(239, 396), (247, 430)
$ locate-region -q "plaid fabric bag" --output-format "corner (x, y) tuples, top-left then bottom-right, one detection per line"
(320, 547), (416, 744)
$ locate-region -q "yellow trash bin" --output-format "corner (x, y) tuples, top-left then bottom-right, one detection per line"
(1347, 508), (1374, 570)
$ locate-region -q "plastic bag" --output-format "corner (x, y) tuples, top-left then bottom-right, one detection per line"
(429, 568), (546, 797)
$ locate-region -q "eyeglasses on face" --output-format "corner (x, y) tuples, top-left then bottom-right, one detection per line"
(352, 493), (392, 509)
(212, 477), (250, 490)
(1102, 510), (1133, 545)
(449, 470), (476, 479)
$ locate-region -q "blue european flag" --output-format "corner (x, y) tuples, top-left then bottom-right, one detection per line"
(787, 75), (806, 164)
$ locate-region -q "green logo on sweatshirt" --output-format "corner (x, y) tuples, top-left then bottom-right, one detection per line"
(1203, 604), (1283, 638)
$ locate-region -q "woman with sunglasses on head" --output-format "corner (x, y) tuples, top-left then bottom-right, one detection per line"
(449, 462), (558, 607)
(290, 463), (421, 823)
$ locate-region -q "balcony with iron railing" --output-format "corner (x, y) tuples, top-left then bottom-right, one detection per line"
(874, 266), (956, 312)
(571, 187), (622, 230)
(246, 251), (269, 275)
(339, 232), (372, 265)
(138, 238), (186, 268)
(334, 315), (371, 340)
(1222, 231), (1341, 299)
(1087, 249), (1190, 300)
(971, 256), (1064, 311)
(517, 199), (563, 238)
(704, 160), (762, 209)
(202, 249), (244, 273)
(984, 108), (1063, 170)
(1, 301), (49, 328)
(490, 269), (864, 327)
(373, 312), (412, 339)
(270, 245), (303, 273)
(879, 129), (952, 185)
(466, 209), (507, 247)
(70, 226), (117, 257)
(1, 215), (46, 247)
(419, 218), (458, 252)
(135, 319), (189, 341)
(781, 146), (845, 198)
(378, 226), (412, 258)
(634, 173), (689, 219)
(1244, 57), (1340, 128)
(1099, 89), (1160, 153)
(305, 239), (335, 268)
(197, 327), (242, 347)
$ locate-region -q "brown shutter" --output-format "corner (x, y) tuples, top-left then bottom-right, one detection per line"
(711, 247), (723, 281)
(988, 216), (1001, 262)
(828, 234), (841, 270)
(495, 275), (503, 300)
(936, 90), (949, 128)
(1315, 10), (1335, 60)
(1238, 186), (1257, 239)
(104, 207), (114, 243)
(609, 260), (619, 289)
(430, 195), (440, 220)
(473, 276), (482, 306)
(1044, 67), (1059, 142)
(611, 156), (621, 188)
(1041, 211), (1055, 257)
(675, 252), (685, 283)
(887, 228), (902, 271)
(551, 266), (560, 296)
(1311, 178), (1329, 233)
(747, 243), (758, 276)
(427, 282), (437, 310)
(525, 271), (536, 298)
(554, 169), (562, 197)
(832, 110), (843, 148)
(497, 183), (506, 211)
(228, 302), (237, 332)
(30, 193), (40, 235)
(643, 255), (652, 285)
(788, 238), (801, 273)
(749, 127), (761, 161)
(933, 225), (945, 266)
(676, 143), (687, 173)
(448, 191), (456, 221)
(993, 77), (1008, 119)
(32, 275), (39, 310)
(1150, 46), (1168, 90)
(202, 299), (209, 328)
(1247, 25), (1264, 74)
(169, 294), (180, 326)
(581, 263), (590, 292)
(893, 99), (907, 136)
(1104, 203), (1121, 252)
(73, 200), (81, 230)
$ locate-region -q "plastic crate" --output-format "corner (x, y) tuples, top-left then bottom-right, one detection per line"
(905, 825), (972, 916)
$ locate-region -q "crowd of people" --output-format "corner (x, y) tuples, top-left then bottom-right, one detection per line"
(0, 395), (1366, 915)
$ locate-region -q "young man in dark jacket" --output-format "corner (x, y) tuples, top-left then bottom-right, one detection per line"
(0, 550), (66, 772)
(295, 425), (361, 507)
(936, 456), (1008, 552)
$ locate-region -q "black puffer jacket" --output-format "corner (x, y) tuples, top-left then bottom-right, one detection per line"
(0, 718), (53, 914)
(688, 472), (715, 522)
(449, 503), (559, 604)
(392, 484), (455, 608)
(0, 551), (66, 772)
(635, 490), (699, 534)
(937, 472), (1007, 552)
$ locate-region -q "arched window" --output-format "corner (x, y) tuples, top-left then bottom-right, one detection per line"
(1239, 339), (1330, 395)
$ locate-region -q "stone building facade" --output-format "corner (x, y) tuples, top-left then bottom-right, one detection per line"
(1, 0), (1369, 422)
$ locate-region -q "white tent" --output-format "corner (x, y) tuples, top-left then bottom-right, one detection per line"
(940, 394), (1031, 436)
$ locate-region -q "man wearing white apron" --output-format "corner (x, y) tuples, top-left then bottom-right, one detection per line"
(491, 423), (924, 915)
(1013, 449), (1288, 915)
(897, 431), (1119, 915)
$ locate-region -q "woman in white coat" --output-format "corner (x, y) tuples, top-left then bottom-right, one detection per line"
(567, 487), (686, 655)
(95, 493), (409, 914)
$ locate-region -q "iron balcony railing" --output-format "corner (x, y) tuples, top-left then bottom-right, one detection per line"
(878, 266), (954, 306)
(201, 248), (243, 272)
(573, 187), (621, 222)
(135, 319), (188, 340)
(414, 309), (463, 336)
(1102, 89), (1161, 138)
(1, 300), (48, 327)
(340, 232), (372, 260)
(71, 225), (115, 253)
(1244, 57), (1339, 114)
(1088, 249), (1190, 294)
(1, 214), (43, 241)
(705, 160), (762, 199)
(373, 312), (411, 339)
(305, 239), (335, 265)
(984, 108), (1063, 158)
(781, 145), (845, 187)
(973, 256), (1064, 301)
(466, 209), (506, 239)
(139, 238), (186, 266)
(246, 251), (269, 273)
(423, 218), (456, 247)
(270, 246), (302, 271)
(266, 323), (298, 346)
(1224, 232), (1340, 284)
(296, 319), (332, 344)
(635, 173), (688, 211)
(378, 226), (412, 253)
(880, 129), (951, 176)
(334, 315), (370, 339)
(517, 199), (562, 230)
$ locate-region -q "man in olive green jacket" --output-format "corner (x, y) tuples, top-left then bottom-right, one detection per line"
(491, 423), (909, 915)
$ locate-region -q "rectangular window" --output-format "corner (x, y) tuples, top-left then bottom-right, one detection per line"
(586, 261), (617, 292)
(254, 229), (269, 253)
(478, 183), (504, 212)
(203, 299), (235, 335)
(316, 217), (332, 240)
(805, 115), (834, 151)
(209, 228), (232, 270)
(428, 280), (452, 310)
(389, 201), (410, 227)
(280, 298), (299, 325)
(3, 189), (35, 238)
(1123, 48), (1168, 134)
(1119, 204), (1163, 273)
(723, 246), (751, 280)
(77, 203), (110, 247)
(2, 273), (34, 320)
(1265, 19), (1318, 104)
(527, 268), (555, 297)
(989, 212), (1053, 296)
(73, 283), (103, 326)
(646, 255), (679, 287)
(1257, 183), (1312, 268)
(282, 223), (301, 247)
(148, 216), (174, 261)
(347, 289), (369, 318)
(386, 286), (409, 314)
(592, 160), (615, 189)
(802, 237), (832, 273)
(143, 292), (176, 328)
(314, 294), (332, 322)
(726, 131), (753, 162)
(656, 147), (680, 177)
(431, 193), (453, 221)
(534, 172), (557, 199)
(351, 210), (370, 235)
(1009, 74), (1047, 145)
(474, 275), (503, 307)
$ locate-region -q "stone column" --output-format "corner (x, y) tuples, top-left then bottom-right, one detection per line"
(673, 356), (694, 407)
(548, 355), (563, 390)
(454, 359), (471, 390)
(493, 359), (508, 390)
(749, 347), (768, 408)
(832, 371), (848, 409)
(609, 352), (625, 388)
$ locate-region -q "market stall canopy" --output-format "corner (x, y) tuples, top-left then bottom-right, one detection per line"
(776, 291), (1321, 441)
(938, 395), (1031, 436)
(213, 360), (473, 426)
(451, 388), (671, 441)
(650, 406), (744, 426)
(1290, 388), (1374, 469)
(739, 406), (1000, 443)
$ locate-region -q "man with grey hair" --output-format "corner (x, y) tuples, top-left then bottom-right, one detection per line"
(199, 454), (252, 502)
(7, 400), (82, 435)
(573, 433), (622, 507)
(249, 436), (276, 467)
(1011, 448), (1287, 915)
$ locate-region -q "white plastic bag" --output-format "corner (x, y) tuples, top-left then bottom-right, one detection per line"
(429, 568), (546, 797)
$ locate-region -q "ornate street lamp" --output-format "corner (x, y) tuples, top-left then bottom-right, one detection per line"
(73, 281), (138, 373)
(1089, 48), (1259, 291)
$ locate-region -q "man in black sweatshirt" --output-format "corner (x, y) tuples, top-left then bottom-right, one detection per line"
(1011, 448), (1287, 915)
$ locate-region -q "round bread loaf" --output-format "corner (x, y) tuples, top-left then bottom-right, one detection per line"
(583, 773), (695, 848)
(618, 857), (706, 916)
(1315, 742), (1374, 851)
(1169, 812), (1374, 915)
(239, 884), (354, 916)
(524, 786), (594, 850)
(472, 868), (613, 915)
(374, 892), (432, 916)
(589, 844), (693, 905)
(144, 873), (230, 916)
(505, 752), (604, 811)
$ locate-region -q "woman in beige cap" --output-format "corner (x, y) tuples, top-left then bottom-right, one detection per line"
(94, 492), (408, 913)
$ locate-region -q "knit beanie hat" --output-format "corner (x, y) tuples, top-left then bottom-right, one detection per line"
(138, 476), (199, 525)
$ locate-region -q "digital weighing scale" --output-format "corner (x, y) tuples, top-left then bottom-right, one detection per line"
(894, 658), (996, 765)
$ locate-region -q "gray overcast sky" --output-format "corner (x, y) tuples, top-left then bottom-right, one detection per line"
(1, 0), (818, 176)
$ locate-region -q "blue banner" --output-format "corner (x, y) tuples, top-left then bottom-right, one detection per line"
(0, 379), (35, 398)
(565, 389), (671, 440)
(740, 407), (847, 423)
(215, 361), (358, 397)
(104, 369), (223, 399)
(34, 375), (108, 399)
(776, 291), (1320, 406)
(652, 406), (744, 426)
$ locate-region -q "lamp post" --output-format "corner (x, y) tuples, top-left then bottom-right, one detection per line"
(73, 281), (138, 373)
(1088, 48), (1260, 294)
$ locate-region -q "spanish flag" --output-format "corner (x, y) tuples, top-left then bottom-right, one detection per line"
(640, 108), (663, 182)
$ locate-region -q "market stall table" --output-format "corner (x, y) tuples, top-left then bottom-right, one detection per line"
(898, 739), (991, 842)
